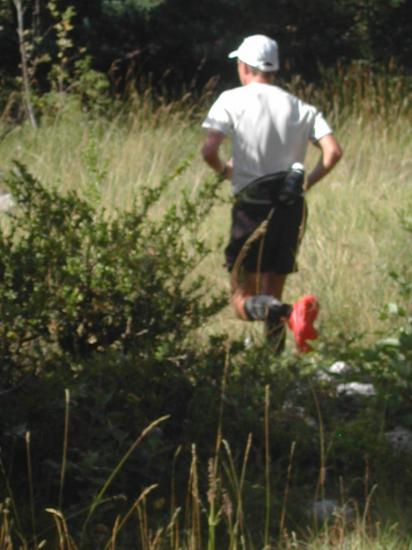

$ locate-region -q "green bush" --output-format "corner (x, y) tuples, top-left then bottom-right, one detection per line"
(0, 164), (411, 546)
(0, 162), (229, 523)
(0, 162), (225, 373)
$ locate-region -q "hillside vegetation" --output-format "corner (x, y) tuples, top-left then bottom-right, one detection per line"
(0, 65), (411, 548)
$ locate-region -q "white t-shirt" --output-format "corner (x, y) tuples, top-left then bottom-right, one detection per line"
(202, 82), (332, 194)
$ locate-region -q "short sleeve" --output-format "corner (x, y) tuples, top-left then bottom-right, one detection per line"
(202, 92), (233, 136)
(310, 111), (333, 142)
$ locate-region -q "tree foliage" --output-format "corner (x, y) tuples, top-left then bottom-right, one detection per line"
(1, 0), (411, 102)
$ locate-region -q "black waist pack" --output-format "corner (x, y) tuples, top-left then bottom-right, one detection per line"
(238, 168), (304, 206)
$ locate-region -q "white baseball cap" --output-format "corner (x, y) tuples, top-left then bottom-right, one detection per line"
(228, 34), (279, 72)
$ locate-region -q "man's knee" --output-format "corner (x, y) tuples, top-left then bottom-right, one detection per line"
(231, 289), (250, 321)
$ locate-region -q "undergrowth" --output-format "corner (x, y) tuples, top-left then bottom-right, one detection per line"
(0, 59), (411, 548)
(0, 162), (410, 548)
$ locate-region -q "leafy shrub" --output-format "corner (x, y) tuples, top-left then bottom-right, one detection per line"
(0, 161), (229, 520)
(0, 161), (224, 374)
(0, 164), (411, 546)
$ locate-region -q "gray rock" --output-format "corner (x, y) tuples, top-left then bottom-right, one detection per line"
(328, 361), (351, 375)
(336, 382), (376, 397)
(385, 426), (412, 454)
(316, 370), (333, 382)
(0, 193), (15, 212)
(310, 499), (338, 521)
(282, 402), (317, 428)
(244, 335), (253, 349)
(307, 499), (354, 522)
(317, 361), (352, 382)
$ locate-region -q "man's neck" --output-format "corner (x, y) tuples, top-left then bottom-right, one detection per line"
(244, 73), (273, 85)
(252, 75), (271, 84)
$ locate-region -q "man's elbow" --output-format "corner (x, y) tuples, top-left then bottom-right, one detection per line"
(334, 143), (343, 163)
(201, 142), (219, 166)
(201, 143), (210, 162)
(332, 147), (343, 166)
(327, 142), (343, 168)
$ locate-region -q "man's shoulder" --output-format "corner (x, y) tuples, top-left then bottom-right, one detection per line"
(248, 83), (313, 109)
(269, 85), (314, 107)
(210, 83), (321, 119)
(218, 85), (246, 99)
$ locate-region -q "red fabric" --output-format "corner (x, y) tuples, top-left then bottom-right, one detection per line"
(287, 295), (319, 353)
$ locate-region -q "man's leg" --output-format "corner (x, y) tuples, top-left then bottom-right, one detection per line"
(259, 272), (287, 300)
(259, 273), (289, 353)
(231, 271), (287, 317)
(231, 272), (261, 320)
(231, 272), (289, 353)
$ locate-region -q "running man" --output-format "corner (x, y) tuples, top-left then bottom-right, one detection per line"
(201, 35), (342, 352)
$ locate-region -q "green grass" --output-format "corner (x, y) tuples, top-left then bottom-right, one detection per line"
(0, 72), (411, 548)
(1, 85), (410, 346)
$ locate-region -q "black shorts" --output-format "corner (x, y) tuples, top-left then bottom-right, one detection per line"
(225, 198), (306, 274)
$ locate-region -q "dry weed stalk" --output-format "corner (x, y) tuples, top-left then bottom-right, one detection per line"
(45, 508), (76, 550)
(58, 389), (70, 511)
(263, 384), (271, 550)
(185, 444), (202, 550)
(279, 441), (296, 533)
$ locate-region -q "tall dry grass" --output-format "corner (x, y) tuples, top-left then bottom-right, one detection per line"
(1, 383), (411, 549)
(288, 112), (412, 339)
(0, 64), (411, 345)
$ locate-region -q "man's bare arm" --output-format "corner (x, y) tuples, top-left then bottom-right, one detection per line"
(201, 130), (232, 179)
(306, 134), (343, 190)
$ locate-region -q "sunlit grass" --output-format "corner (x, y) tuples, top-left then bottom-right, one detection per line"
(1, 63), (412, 549)
(0, 73), (411, 346)
(288, 113), (412, 338)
